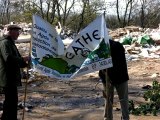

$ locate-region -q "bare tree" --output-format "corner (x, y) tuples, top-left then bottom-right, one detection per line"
(116, 0), (121, 25)
(139, 0), (146, 28)
(133, 0), (159, 28)
(144, 0), (160, 27)
(77, 0), (89, 32)
(116, 0), (134, 27)
(56, 0), (76, 26)
(0, 0), (10, 24)
(49, 0), (57, 23)
(123, 0), (134, 26)
(127, 0), (134, 25)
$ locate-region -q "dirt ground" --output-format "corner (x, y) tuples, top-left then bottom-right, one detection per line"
(1, 58), (160, 120)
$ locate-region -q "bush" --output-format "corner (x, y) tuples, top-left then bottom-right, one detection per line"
(129, 80), (160, 116)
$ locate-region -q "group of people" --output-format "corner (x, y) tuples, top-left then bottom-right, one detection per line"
(0, 24), (129, 120)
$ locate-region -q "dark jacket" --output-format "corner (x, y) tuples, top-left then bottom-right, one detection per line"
(99, 40), (129, 85)
(0, 36), (27, 87)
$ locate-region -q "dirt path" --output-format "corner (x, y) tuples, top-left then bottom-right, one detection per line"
(1, 58), (160, 120)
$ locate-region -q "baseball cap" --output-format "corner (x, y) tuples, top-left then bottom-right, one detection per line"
(7, 24), (21, 31)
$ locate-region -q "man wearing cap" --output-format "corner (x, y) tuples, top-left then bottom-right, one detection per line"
(0, 24), (29, 120)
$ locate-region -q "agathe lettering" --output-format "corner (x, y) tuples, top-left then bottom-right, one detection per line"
(76, 38), (84, 47)
(72, 46), (82, 55)
(66, 52), (75, 59)
(69, 30), (101, 58)
(82, 33), (92, 44)
(93, 30), (100, 40)
(75, 30), (100, 48)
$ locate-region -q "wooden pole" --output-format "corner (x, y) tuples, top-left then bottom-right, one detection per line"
(104, 70), (110, 118)
(22, 40), (32, 120)
(22, 65), (29, 120)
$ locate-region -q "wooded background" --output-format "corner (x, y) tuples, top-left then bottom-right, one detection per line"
(0, 0), (160, 32)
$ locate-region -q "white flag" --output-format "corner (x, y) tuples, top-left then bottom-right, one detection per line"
(31, 14), (112, 80)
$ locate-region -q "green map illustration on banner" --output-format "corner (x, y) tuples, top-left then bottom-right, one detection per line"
(32, 39), (110, 74)
(31, 14), (113, 79)
(82, 39), (111, 66)
(39, 57), (79, 74)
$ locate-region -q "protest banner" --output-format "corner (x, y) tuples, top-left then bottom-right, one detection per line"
(31, 14), (112, 80)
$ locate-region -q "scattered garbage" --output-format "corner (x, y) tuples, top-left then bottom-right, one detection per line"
(18, 102), (33, 112)
(137, 35), (155, 46)
(120, 36), (132, 45)
(142, 85), (152, 90)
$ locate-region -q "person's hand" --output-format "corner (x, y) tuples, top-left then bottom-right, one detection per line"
(23, 56), (31, 62)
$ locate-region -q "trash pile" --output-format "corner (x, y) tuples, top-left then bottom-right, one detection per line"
(109, 25), (160, 61)
(11, 25), (160, 62)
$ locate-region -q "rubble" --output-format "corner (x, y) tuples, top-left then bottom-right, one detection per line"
(10, 26), (160, 61)
(0, 23), (160, 61)
(108, 25), (160, 60)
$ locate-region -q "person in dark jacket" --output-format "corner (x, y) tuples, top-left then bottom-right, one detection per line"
(0, 25), (29, 120)
(99, 39), (129, 120)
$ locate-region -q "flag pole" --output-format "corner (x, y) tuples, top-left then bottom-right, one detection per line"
(22, 40), (32, 120)
(103, 11), (111, 116)
(22, 64), (29, 120)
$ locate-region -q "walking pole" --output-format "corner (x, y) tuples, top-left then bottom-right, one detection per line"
(22, 40), (32, 120)
(22, 64), (29, 120)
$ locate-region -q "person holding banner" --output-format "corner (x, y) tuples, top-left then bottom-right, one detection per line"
(0, 25), (29, 120)
(99, 39), (129, 120)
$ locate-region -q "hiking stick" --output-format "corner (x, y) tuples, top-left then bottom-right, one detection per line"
(22, 65), (29, 120)
(22, 40), (32, 120)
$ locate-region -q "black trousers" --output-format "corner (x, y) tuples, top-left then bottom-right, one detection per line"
(1, 85), (18, 120)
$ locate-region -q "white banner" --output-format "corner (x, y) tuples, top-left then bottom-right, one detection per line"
(31, 14), (112, 80)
